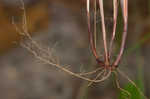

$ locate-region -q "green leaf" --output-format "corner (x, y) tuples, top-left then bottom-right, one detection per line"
(118, 80), (144, 99)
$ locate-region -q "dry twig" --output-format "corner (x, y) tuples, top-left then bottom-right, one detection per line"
(12, 1), (148, 98)
(13, 0), (113, 84)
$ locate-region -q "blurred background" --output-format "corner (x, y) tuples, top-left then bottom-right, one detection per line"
(0, 0), (150, 99)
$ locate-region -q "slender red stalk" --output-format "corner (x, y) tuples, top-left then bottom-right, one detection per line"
(113, 0), (128, 66)
(87, 0), (100, 60)
(109, 0), (118, 58)
(98, 0), (109, 65)
(94, 0), (97, 48)
(87, 0), (128, 69)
